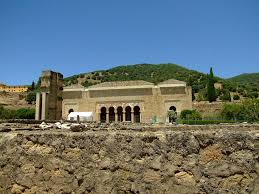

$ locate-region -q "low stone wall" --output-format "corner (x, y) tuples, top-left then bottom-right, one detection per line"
(193, 102), (225, 117)
(0, 124), (259, 194)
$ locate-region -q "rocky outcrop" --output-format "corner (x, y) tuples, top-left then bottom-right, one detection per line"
(0, 124), (258, 194)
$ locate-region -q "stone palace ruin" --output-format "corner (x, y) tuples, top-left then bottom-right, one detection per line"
(35, 70), (192, 123)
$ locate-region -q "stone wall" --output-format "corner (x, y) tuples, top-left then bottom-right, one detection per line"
(193, 102), (225, 117)
(0, 124), (259, 194)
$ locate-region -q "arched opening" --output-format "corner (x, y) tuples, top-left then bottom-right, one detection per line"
(169, 106), (177, 123)
(134, 106), (141, 123)
(100, 107), (107, 123)
(109, 107), (115, 122)
(125, 106), (131, 122)
(117, 106), (123, 122)
(68, 109), (74, 114)
(169, 106), (177, 112)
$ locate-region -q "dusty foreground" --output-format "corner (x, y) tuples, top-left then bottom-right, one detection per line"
(0, 122), (259, 194)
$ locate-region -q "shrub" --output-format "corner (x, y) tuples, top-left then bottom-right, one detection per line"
(180, 109), (202, 120)
(237, 88), (244, 93)
(168, 110), (177, 123)
(71, 79), (78, 84)
(251, 87), (258, 92)
(221, 104), (243, 120)
(15, 108), (35, 119)
(219, 89), (231, 101)
(221, 99), (259, 121)
(196, 89), (207, 102)
(0, 106), (16, 119)
(233, 94), (240, 100)
(0, 106), (35, 119)
(180, 120), (236, 125)
(247, 92), (258, 99)
(192, 85), (203, 93)
(82, 80), (93, 87)
(241, 99), (259, 121)
(26, 91), (36, 104)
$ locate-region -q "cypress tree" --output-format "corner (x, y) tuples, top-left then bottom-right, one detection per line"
(207, 67), (217, 102)
(31, 81), (35, 90)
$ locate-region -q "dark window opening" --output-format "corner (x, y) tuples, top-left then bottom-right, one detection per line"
(134, 106), (141, 123)
(100, 107), (106, 123)
(125, 106), (131, 122)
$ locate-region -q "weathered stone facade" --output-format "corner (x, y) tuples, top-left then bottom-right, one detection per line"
(35, 71), (63, 120)
(0, 123), (258, 194)
(35, 71), (192, 123)
(62, 79), (192, 123)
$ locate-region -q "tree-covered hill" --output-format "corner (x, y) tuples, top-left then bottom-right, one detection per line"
(63, 63), (258, 100)
(227, 73), (259, 86)
(64, 63), (209, 92)
(226, 73), (259, 98)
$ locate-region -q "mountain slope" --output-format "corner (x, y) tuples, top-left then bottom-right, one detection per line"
(64, 63), (209, 91)
(228, 73), (259, 86)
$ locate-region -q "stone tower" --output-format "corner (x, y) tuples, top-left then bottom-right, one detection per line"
(35, 70), (63, 120)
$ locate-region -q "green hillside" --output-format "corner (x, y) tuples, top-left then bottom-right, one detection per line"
(227, 73), (259, 97)
(59, 63), (259, 101)
(63, 63), (259, 99)
(64, 63), (210, 92)
(228, 73), (259, 85)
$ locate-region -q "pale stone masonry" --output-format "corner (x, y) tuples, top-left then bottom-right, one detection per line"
(35, 70), (63, 120)
(36, 70), (192, 123)
(0, 83), (28, 92)
(0, 124), (258, 193)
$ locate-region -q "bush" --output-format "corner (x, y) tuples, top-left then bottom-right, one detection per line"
(0, 106), (16, 119)
(82, 80), (93, 87)
(221, 104), (243, 120)
(221, 99), (259, 121)
(237, 88), (244, 93)
(15, 108), (35, 119)
(247, 92), (258, 99)
(71, 79), (78, 84)
(26, 91), (36, 104)
(168, 110), (177, 123)
(233, 94), (240, 100)
(179, 120), (236, 125)
(219, 89), (231, 101)
(242, 99), (259, 121)
(196, 89), (207, 102)
(0, 106), (35, 119)
(180, 109), (202, 120)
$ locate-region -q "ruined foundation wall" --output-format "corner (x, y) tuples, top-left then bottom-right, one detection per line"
(0, 125), (259, 194)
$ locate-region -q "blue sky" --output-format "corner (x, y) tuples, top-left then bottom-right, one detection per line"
(0, 0), (259, 85)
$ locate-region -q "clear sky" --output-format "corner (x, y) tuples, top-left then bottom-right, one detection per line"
(0, 0), (259, 85)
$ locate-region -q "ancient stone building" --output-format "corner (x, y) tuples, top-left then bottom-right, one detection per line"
(36, 70), (192, 123)
(0, 83), (28, 93)
(35, 70), (63, 120)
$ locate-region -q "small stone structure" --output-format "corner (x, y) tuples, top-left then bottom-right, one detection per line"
(214, 82), (223, 90)
(35, 70), (63, 120)
(35, 70), (192, 123)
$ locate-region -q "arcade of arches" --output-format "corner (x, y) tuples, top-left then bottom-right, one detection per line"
(100, 106), (141, 123)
